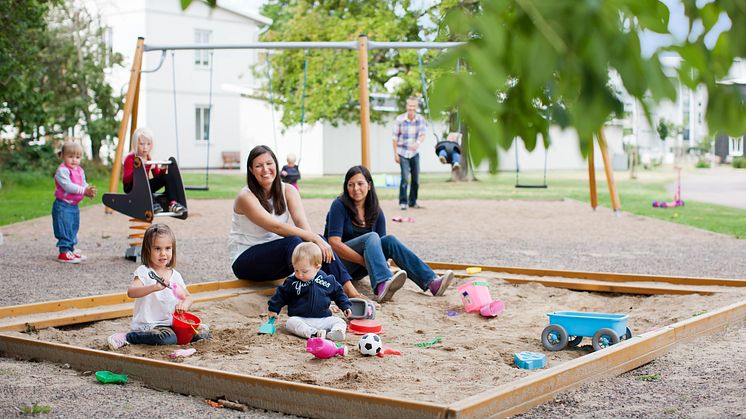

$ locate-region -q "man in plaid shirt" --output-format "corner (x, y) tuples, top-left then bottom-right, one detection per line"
(392, 96), (427, 210)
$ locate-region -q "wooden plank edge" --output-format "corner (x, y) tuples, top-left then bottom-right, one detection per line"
(426, 261), (746, 287)
(501, 277), (716, 295)
(0, 335), (448, 419)
(0, 279), (280, 318)
(0, 288), (273, 333)
(445, 299), (746, 418)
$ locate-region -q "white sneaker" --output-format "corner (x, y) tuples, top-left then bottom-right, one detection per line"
(327, 328), (346, 342)
(453, 162), (461, 171)
(107, 332), (129, 350)
(399, 204), (407, 210)
(312, 329), (326, 339)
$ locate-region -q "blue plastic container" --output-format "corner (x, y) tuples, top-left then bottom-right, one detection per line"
(547, 311), (628, 338)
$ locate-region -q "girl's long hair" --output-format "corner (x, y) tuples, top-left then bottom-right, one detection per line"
(141, 223), (176, 268)
(246, 145), (286, 215)
(339, 165), (379, 227)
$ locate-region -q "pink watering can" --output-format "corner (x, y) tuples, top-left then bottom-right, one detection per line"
(306, 338), (347, 359)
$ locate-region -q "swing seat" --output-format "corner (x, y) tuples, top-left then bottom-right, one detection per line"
(103, 156), (188, 222)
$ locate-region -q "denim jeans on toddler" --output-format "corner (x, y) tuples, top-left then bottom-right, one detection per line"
(52, 199), (79, 253)
(438, 149), (461, 166)
(341, 232), (436, 294)
(126, 325), (208, 345)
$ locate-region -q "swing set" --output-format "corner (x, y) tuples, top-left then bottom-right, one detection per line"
(105, 35), (623, 232)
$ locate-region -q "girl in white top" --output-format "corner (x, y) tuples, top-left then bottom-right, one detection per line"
(107, 223), (207, 350)
(229, 145), (365, 300)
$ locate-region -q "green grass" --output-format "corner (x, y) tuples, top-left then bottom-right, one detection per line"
(3, 169), (746, 239)
(0, 171), (112, 225)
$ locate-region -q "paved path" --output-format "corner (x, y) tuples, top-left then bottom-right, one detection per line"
(673, 166), (746, 209)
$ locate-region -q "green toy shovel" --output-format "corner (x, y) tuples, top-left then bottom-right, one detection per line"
(258, 317), (276, 335)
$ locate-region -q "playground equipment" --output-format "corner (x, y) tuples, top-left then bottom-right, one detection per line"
(102, 156), (188, 261)
(514, 139), (549, 189)
(1, 264), (745, 417)
(652, 166), (684, 208)
(541, 311), (631, 352)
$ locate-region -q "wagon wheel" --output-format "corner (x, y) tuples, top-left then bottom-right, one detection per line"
(567, 335), (583, 348)
(541, 324), (568, 351)
(621, 327), (632, 340)
(592, 328), (620, 351)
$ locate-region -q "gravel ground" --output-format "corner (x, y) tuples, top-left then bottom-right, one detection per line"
(1, 198), (745, 417)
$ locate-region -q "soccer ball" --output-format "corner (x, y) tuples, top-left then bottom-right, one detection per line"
(358, 333), (382, 356)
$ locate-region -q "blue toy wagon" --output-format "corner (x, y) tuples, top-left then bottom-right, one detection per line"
(541, 311), (632, 352)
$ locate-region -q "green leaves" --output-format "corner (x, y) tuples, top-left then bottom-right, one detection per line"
(429, 0), (746, 168)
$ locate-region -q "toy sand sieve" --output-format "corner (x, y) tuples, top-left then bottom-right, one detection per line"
(172, 312), (201, 345)
(349, 319), (382, 335)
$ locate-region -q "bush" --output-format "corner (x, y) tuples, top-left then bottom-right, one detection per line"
(695, 159), (711, 169)
(0, 141), (60, 175)
(733, 157), (746, 169)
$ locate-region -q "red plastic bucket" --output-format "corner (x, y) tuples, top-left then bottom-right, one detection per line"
(172, 312), (201, 345)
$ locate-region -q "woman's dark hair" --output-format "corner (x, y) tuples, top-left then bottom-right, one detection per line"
(340, 165), (379, 227)
(246, 145), (286, 215)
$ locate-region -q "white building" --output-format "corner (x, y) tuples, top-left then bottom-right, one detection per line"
(87, 0), (270, 171)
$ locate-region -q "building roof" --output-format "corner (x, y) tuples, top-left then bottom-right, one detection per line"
(216, 0), (272, 26)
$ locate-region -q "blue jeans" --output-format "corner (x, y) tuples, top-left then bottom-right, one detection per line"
(232, 236), (352, 285)
(126, 326), (206, 345)
(52, 199), (79, 253)
(341, 232), (436, 294)
(438, 149), (461, 165)
(399, 154), (420, 206)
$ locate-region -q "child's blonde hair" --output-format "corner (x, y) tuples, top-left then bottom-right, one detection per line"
(286, 153), (297, 164)
(292, 242), (322, 267)
(59, 141), (83, 158)
(132, 127), (155, 145)
(141, 223), (176, 268)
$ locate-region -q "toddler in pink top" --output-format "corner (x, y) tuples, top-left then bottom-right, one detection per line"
(52, 142), (96, 263)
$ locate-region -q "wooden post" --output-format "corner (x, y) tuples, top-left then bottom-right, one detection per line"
(597, 128), (621, 212)
(128, 70), (142, 152)
(588, 137), (597, 210)
(357, 34), (371, 168)
(107, 37), (145, 211)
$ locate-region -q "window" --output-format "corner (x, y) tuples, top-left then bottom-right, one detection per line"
(102, 27), (113, 66)
(730, 136), (744, 157)
(194, 29), (211, 66)
(195, 106), (211, 141)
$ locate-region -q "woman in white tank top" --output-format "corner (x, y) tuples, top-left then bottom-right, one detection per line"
(229, 146), (364, 300)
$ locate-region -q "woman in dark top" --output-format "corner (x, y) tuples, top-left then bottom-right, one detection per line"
(325, 165), (454, 303)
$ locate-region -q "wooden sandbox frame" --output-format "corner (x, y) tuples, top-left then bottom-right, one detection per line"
(1, 262), (745, 418)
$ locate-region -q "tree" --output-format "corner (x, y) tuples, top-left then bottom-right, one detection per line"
(0, 0), (57, 137)
(0, 0), (122, 164)
(259, 0), (435, 127)
(430, 0), (746, 170)
(45, 2), (123, 162)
